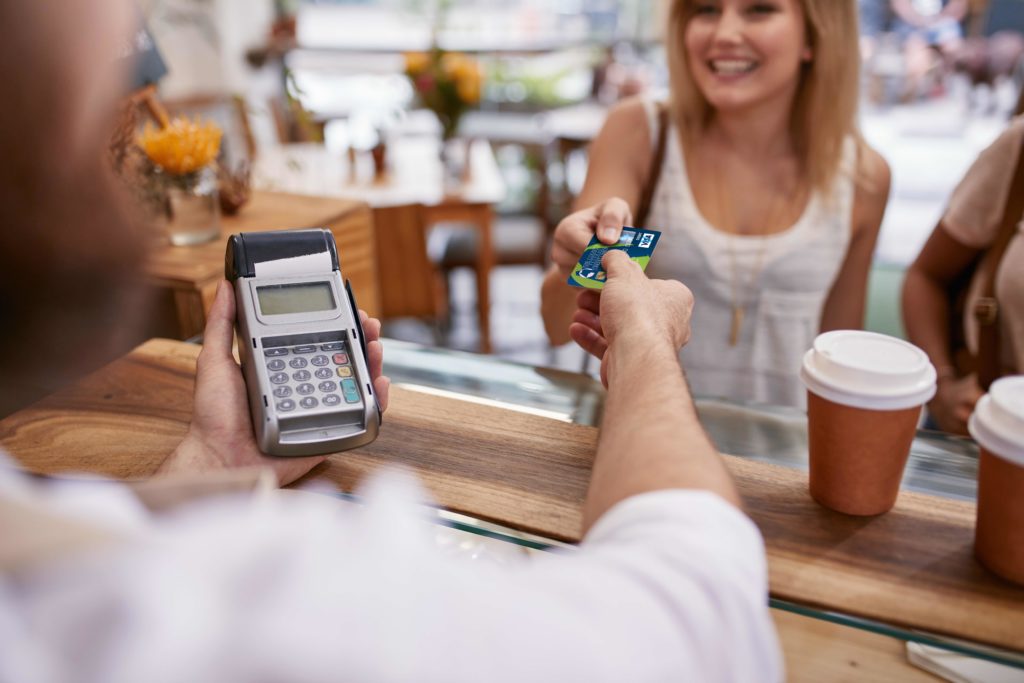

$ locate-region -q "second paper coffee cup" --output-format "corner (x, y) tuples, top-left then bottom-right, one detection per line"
(969, 376), (1024, 585)
(800, 331), (936, 516)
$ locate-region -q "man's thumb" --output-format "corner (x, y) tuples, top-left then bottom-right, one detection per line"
(602, 249), (637, 280)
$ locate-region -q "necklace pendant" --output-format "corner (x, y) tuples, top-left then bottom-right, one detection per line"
(729, 306), (744, 347)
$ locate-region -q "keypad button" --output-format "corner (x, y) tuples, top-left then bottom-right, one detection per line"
(344, 392), (360, 404)
(289, 357), (308, 369)
(318, 380), (338, 393)
(332, 353), (349, 365)
(294, 345), (317, 354)
(267, 359), (286, 371)
(264, 348), (288, 357)
(323, 394), (341, 407)
(277, 399), (296, 412)
(341, 378), (359, 404)
(270, 372), (289, 385)
(293, 369), (311, 382)
(321, 342), (344, 351)
(272, 386), (293, 398)
(299, 397), (319, 409)
(297, 383), (315, 396)
(311, 355), (330, 367)
(314, 367), (333, 380)
(336, 366), (353, 378)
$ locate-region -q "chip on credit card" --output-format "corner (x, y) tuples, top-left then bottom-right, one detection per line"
(567, 227), (661, 289)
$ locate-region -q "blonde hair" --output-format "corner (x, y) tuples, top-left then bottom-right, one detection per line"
(666, 0), (862, 195)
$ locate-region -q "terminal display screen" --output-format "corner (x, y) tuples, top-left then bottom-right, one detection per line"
(257, 282), (336, 315)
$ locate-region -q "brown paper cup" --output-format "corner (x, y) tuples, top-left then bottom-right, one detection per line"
(807, 390), (921, 516)
(975, 448), (1024, 585)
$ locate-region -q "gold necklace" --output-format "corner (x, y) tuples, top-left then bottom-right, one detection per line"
(710, 164), (786, 347)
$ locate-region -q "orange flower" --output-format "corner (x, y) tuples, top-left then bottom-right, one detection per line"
(138, 116), (222, 175)
(404, 49), (484, 138)
(404, 51), (431, 76)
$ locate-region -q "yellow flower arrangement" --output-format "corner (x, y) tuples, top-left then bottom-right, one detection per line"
(138, 116), (223, 176)
(404, 49), (483, 140)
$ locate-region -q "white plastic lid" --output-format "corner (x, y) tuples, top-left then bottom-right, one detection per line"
(800, 330), (937, 411)
(969, 376), (1024, 466)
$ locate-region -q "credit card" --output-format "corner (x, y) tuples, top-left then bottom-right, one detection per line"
(567, 227), (661, 289)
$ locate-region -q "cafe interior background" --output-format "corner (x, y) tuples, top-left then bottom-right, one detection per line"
(3, 1), (1024, 679)
(124, 0), (1024, 367)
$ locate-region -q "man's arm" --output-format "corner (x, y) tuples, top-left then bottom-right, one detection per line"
(571, 251), (740, 534)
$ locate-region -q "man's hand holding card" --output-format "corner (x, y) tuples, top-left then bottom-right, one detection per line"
(566, 227), (661, 289)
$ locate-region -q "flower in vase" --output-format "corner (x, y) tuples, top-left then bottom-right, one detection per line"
(138, 116), (223, 178)
(404, 48), (483, 140)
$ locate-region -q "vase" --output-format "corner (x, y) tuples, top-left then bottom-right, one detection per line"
(439, 136), (468, 193)
(165, 165), (221, 246)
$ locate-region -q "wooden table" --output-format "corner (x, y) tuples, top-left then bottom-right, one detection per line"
(254, 139), (505, 353)
(146, 191), (379, 340)
(3, 339), (1023, 662)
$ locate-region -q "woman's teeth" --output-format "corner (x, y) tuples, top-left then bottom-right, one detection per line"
(710, 60), (757, 74)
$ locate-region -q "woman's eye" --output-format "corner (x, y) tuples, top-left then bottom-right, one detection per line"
(693, 3), (720, 15)
(748, 3), (778, 14)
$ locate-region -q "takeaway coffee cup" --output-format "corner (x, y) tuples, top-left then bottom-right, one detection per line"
(800, 331), (937, 516)
(968, 376), (1024, 585)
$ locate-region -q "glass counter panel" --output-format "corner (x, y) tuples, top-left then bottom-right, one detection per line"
(383, 339), (979, 502)
(380, 339), (1020, 667)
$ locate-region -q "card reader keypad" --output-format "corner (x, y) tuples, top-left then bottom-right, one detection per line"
(264, 343), (361, 413)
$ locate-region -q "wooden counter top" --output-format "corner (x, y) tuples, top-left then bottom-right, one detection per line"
(2, 339), (1021, 654)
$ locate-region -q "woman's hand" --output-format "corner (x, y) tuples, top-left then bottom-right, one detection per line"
(157, 280), (391, 486)
(927, 373), (983, 436)
(550, 197), (632, 277)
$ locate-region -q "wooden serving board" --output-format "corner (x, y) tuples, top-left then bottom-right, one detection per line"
(2, 339), (1021, 654)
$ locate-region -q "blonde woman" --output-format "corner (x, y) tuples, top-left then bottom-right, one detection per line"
(542, 0), (891, 408)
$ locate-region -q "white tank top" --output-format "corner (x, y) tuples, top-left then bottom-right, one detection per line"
(642, 100), (856, 409)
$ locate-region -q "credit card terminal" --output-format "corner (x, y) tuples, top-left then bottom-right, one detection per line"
(225, 229), (381, 456)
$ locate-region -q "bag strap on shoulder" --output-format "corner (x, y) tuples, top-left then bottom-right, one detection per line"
(635, 102), (669, 229)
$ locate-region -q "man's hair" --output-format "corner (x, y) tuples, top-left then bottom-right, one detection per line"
(665, 0), (864, 197)
(0, 3), (145, 414)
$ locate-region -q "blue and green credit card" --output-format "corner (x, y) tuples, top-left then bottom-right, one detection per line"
(567, 227), (661, 289)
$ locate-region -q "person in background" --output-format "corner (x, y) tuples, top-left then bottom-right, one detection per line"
(902, 115), (1024, 435)
(859, 0), (892, 61)
(542, 0), (891, 408)
(0, 2), (781, 680)
(890, 0), (968, 99)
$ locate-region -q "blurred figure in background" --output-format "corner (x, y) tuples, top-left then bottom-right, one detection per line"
(902, 114), (1024, 435)
(891, 0), (968, 99)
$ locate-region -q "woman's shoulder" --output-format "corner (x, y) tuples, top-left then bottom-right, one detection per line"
(854, 138), (891, 194)
(602, 96), (658, 142)
(985, 115), (1024, 161)
(846, 138), (891, 236)
(843, 137), (891, 215)
(942, 115), (1024, 245)
(591, 96), (663, 182)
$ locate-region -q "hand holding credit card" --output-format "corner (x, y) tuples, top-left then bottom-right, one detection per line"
(567, 227), (661, 289)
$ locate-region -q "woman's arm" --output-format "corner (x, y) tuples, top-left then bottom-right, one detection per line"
(541, 98), (651, 345)
(819, 145), (891, 332)
(902, 224), (984, 434)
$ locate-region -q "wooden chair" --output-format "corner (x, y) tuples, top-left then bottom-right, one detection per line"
(373, 204), (449, 334)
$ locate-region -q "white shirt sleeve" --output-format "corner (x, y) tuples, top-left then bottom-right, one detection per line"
(0, 469), (782, 683)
